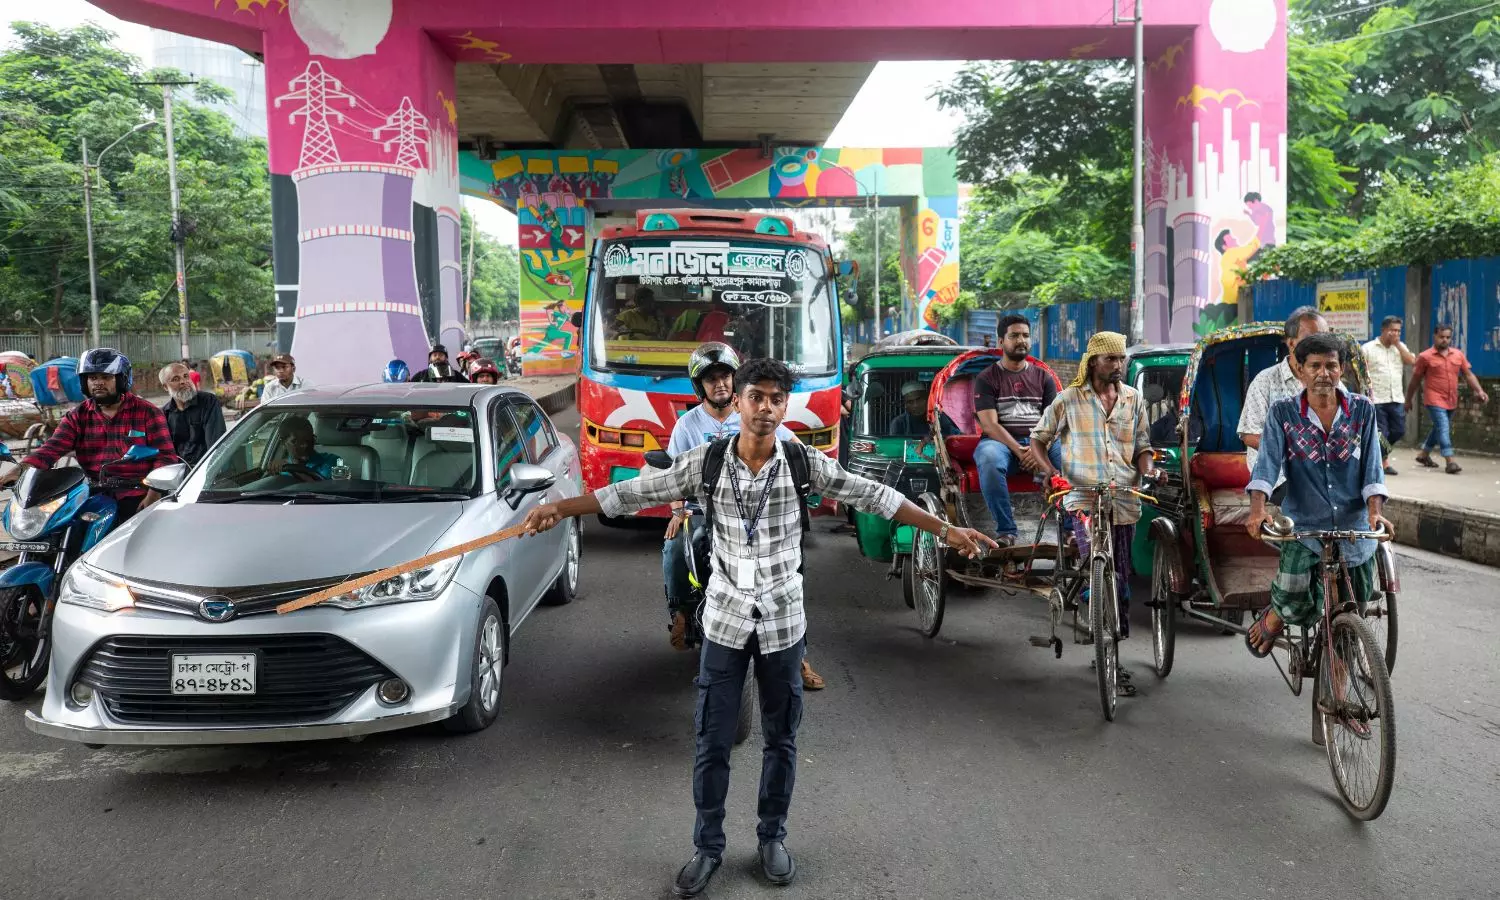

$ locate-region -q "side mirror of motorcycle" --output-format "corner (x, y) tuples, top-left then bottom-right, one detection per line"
(122, 445), (160, 462)
(643, 450), (672, 470)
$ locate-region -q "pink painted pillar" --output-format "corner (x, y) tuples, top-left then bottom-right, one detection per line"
(1144, 0), (1287, 343)
(262, 19), (461, 385)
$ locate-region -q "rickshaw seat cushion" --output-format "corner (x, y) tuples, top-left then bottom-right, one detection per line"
(946, 435), (1040, 495)
(1190, 451), (1251, 490)
(938, 376), (978, 435)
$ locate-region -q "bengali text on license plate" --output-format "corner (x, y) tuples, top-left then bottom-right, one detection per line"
(0, 541), (50, 553)
(170, 653), (257, 695)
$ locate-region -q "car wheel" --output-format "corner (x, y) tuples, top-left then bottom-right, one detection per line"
(542, 519), (580, 606)
(444, 597), (506, 734)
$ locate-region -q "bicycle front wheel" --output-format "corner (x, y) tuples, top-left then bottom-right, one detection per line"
(1091, 556), (1117, 722)
(1320, 613), (1397, 820)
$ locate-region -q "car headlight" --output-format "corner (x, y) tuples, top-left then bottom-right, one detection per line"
(8, 494), (67, 540)
(321, 556), (463, 610)
(58, 562), (135, 612)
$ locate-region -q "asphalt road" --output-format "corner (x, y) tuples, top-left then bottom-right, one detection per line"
(2, 409), (1498, 899)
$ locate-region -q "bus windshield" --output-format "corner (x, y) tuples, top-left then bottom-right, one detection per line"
(586, 237), (838, 377)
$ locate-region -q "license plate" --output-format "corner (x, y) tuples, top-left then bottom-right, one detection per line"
(170, 653), (257, 695)
(0, 540), (50, 553)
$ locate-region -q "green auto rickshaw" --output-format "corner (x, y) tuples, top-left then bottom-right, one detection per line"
(842, 332), (967, 606)
(1124, 342), (1194, 576)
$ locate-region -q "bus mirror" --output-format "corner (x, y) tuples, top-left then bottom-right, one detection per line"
(570, 312), (583, 329)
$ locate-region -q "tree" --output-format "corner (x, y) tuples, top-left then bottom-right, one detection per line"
(0, 23), (274, 338)
(460, 208), (520, 323)
(839, 206), (904, 322)
(1291, 0), (1500, 215)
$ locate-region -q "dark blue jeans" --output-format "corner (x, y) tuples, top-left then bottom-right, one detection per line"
(662, 519), (705, 618)
(1422, 405), (1454, 458)
(1374, 402), (1406, 446)
(693, 634), (805, 857)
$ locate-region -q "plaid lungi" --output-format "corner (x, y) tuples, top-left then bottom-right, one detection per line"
(1269, 540), (1377, 628)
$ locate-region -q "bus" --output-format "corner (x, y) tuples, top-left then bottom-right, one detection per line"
(576, 209), (844, 514)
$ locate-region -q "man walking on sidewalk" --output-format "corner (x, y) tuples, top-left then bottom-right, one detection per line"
(1362, 315), (1415, 475)
(1407, 324), (1489, 474)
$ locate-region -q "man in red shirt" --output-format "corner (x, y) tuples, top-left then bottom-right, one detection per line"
(1406, 324), (1490, 474)
(0, 348), (176, 522)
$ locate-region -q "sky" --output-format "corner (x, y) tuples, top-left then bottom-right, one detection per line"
(6, 4), (966, 246)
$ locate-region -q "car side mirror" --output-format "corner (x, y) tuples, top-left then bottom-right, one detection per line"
(643, 450), (673, 470)
(123, 444), (160, 462)
(503, 462), (555, 509)
(144, 462), (189, 495)
(570, 312), (583, 329)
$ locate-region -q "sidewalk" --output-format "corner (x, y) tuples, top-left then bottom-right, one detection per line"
(1383, 450), (1500, 566)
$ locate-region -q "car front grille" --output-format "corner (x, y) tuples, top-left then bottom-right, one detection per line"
(123, 573), (362, 621)
(77, 634), (395, 726)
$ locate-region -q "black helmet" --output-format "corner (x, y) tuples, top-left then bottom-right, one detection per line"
(78, 347), (132, 397)
(687, 341), (741, 408)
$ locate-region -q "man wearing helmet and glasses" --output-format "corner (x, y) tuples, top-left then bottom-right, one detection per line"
(664, 343), (826, 690)
(0, 348), (176, 523)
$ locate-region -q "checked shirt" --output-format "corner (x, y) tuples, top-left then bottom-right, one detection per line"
(24, 392), (175, 498)
(598, 437), (904, 652)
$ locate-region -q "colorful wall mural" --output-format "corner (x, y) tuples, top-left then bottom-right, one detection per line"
(1142, 0), (1288, 344)
(459, 147), (960, 374)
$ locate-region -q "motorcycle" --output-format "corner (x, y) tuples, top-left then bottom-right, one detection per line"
(644, 450), (755, 745)
(0, 443), (163, 700)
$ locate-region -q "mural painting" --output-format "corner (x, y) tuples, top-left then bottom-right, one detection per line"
(460, 147), (960, 370)
(1143, 0), (1288, 343)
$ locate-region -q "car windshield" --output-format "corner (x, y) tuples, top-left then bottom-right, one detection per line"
(586, 237), (838, 377)
(193, 405), (479, 502)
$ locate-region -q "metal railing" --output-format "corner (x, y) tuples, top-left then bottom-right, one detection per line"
(0, 329), (278, 364)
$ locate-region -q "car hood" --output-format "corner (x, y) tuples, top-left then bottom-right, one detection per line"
(88, 501), (465, 588)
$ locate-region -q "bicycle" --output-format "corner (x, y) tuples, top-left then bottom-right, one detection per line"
(1256, 518), (1397, 820)
(1046, 478), (1161, 722)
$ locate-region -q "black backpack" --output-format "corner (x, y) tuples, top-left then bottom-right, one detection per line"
(692, 436), (813, 584)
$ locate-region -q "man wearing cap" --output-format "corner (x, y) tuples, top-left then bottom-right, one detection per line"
(411, 344), (470, 383)
(888, 381), (961, 438)
(1029, 332), (1158, 660)
(260, 354), (309, 404)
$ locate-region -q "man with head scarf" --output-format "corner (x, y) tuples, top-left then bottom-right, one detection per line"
(1028, 332), (1160, 685)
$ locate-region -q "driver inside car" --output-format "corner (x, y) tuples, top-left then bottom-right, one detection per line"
(265, 416), (341, 480)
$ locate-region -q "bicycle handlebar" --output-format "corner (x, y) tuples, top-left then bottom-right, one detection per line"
(1259, 522), (1394, 543)
(1047, 481), (1158, 507)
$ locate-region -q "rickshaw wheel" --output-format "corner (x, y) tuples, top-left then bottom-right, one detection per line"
(899, 553), (917, 609)
(913, 494), (947, 638)
(1150, 541), (1177, 678)
(1091, 557), (1118, 722)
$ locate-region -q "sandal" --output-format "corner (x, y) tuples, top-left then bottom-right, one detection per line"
(1445, 461), (1462, 474)
(1326, 658), (1374, 738)
(1415, 453), (1439, 468)
(1245, 606), (1283, 658)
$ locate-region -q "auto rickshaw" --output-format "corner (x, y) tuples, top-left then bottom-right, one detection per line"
(209, 349), (257, 403)
(1124, 343), (1193, 576)
(841, 333), (967, 606)
(1145, 323), (1398, 678)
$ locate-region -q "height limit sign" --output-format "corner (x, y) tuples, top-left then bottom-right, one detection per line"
(1316, 278), (1370, 340)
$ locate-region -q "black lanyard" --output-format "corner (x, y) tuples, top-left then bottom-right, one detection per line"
(727, 455), (781, 547)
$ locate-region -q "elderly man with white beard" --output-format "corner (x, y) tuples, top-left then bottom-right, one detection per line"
(160, 361), (226, 466)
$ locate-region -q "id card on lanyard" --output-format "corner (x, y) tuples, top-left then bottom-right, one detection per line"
(728, 457), (780, 591)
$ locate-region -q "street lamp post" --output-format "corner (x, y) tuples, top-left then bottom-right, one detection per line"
(82, 121), (157, 346)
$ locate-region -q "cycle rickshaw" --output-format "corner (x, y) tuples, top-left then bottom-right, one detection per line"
(1143, 322), (1399, 819)
(900, 348), (1152, 721)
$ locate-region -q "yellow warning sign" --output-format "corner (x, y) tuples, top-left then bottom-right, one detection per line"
(1316, 279), (1370, 339)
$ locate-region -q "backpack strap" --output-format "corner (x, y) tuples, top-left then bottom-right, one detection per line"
(700, 436), (733, 525)
(781, 439), (813, 533)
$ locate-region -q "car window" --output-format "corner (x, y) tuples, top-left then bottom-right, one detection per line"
(492, 401), (525, 484)
(509, 399), (556, 463)
(1136, 366), (1185, 448)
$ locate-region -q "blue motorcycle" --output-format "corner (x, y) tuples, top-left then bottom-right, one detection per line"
(0, 443), (160, 699)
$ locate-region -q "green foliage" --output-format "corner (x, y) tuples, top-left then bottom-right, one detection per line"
(1245, 155), (1500, 280)
(0, 23), (273, 332)
(840, 207), (904, 321)
(460, 208), (520, 323)
(931, 289), (978, 325)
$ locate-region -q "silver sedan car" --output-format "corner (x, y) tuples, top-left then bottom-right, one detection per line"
(26, 383), (582, 745)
